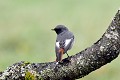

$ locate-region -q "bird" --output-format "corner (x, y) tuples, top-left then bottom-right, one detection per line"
(52, 25), (74, 62)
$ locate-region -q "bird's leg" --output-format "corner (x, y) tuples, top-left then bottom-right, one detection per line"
(66, 52), (69, 57)
(62, 52), (71, 63)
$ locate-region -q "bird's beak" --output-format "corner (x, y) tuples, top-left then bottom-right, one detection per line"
(51, 29), (54, 31)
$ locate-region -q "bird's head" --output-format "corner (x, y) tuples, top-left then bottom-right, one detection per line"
(52, 25), (68, 34)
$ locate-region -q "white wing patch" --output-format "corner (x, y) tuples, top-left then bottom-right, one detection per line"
(65, 39), (71, 47)
(56, 42), (60, 48)
(56, 38), (73, 48)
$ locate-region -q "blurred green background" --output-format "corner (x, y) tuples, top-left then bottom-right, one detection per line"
(0, 0), (120, 80)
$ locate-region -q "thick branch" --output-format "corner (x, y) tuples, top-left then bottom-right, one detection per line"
(0, 10), (120, 80)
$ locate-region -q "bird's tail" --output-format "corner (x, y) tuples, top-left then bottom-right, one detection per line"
(56, 48), (64, 62)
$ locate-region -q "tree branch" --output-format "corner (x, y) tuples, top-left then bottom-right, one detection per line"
(0, 10), (120, 80)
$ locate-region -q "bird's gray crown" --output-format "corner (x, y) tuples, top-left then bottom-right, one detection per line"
(53, 25), (69, 34)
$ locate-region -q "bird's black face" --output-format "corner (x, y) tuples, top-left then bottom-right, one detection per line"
(52, 25), (68, 34)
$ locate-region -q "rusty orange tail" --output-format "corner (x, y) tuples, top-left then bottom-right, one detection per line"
(56, 48), (64, 62)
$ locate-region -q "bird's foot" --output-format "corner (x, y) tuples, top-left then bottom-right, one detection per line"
(63, 57), (71, 63)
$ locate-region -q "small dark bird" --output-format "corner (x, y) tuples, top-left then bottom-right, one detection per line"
(52, 25), (74, 62)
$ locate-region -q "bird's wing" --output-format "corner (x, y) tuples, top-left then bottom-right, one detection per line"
(55, 40), (65, 49)
(65, 38), (72, 47)
(65, 37), (74, 50)
(55, 37), (74, 52)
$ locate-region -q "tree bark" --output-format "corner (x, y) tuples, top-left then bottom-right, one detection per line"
(0, 10), (120, 80)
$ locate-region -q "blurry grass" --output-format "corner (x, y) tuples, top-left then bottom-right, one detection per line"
(0, 0), (120, 80)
